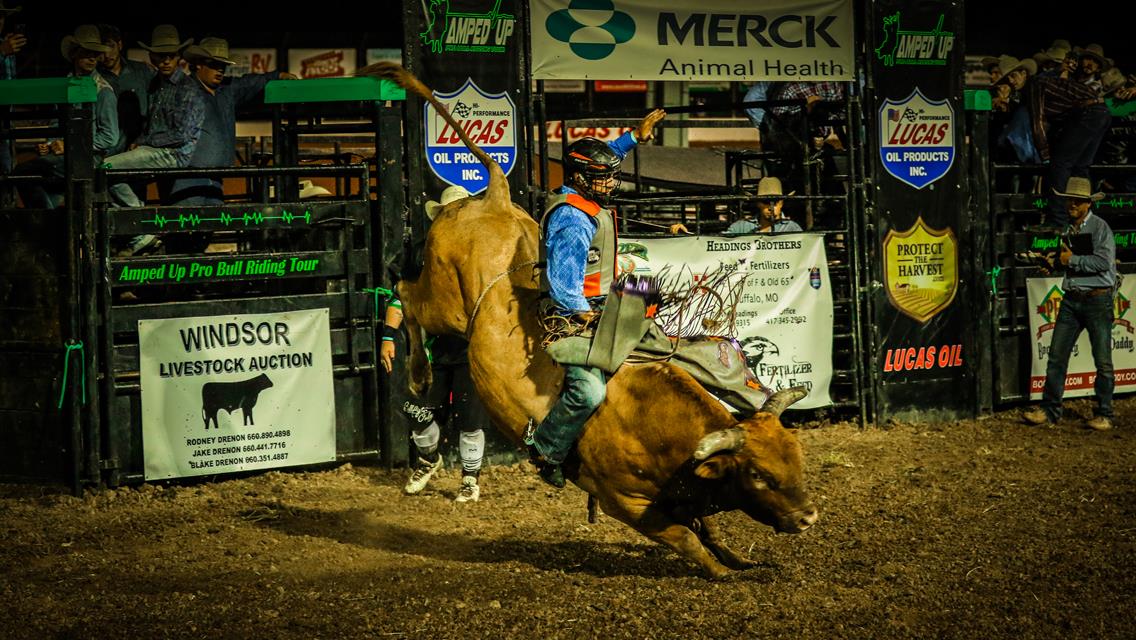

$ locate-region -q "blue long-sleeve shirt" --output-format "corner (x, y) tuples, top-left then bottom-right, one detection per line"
(171, 71), (282, 198)
(1063, 211), (1117, 290)
(545, 131), (638, 313)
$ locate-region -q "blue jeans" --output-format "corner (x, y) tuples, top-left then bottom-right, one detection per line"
(103, 146), (179, 208)
(533, 365), (606, 465)
(1041, 293), (1115, 420)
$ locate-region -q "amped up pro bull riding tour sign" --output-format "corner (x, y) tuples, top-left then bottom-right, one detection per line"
(139, 309), (335, 480)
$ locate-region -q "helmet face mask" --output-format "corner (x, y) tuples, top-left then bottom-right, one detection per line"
(566, 138), (622, 204)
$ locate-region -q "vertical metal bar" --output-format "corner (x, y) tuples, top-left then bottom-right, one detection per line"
(536, 80), (548, 203)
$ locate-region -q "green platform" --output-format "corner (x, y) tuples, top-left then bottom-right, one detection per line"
(264, 76), (406, 104)
(0, 77), (98, 105)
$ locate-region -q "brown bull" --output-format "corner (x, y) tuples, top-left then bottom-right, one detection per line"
(359, 62), (818, 579)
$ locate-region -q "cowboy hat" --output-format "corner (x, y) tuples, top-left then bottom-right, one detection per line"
(755, 176), (795, 200)
(1033, 43), (1070, 64)
(183, 37), (236, 66)
(299, 180), (332, 199)
(1052, 177), (1104, 202)
(1101, 67), (1127, 95)
(996, 55), (1036, 79)
(1074, 43), (1111, 71)
(138, 24), (193, 54)
(0, 2), (20, 14)
(424, 185), (471, 220)
(60, 24), (111, 61)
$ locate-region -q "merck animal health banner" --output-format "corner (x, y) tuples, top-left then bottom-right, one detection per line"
(623, 234), (833, 408)
(530, 0), (854, 81)
(1027, 278), (1136, 400)
(139, 309), (336, 480)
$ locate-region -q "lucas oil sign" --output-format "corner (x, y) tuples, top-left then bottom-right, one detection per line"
(425, 78), (516, 194)
(878, 88), (955, 189)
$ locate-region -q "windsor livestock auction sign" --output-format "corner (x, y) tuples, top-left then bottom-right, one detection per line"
(531, 0), (854, 81)
(622, 234), (833, 408)
(139, 309), (335, 480)
(1027, 278), (1136, 400)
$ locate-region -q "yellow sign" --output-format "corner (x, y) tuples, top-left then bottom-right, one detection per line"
(883, 217), (958, 323)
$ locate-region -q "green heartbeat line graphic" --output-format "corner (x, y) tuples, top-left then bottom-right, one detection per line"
(1031, 197), (1135, 209)
(141, 210), (313, 228)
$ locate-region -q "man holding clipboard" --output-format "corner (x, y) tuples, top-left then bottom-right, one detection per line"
(1024, 177), (1119, 430)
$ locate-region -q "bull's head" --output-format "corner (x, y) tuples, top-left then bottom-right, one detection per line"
(691, 386), (818, 534)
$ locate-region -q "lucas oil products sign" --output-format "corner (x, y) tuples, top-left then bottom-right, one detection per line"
(878, 88), (955, 189)
(139, 309), (335, 480)
(425, 78), (516, 194)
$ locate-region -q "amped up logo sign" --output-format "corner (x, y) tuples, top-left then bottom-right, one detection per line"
(419, 0), (517, 55)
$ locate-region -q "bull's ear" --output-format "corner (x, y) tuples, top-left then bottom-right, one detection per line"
(694, 456), (736, 480)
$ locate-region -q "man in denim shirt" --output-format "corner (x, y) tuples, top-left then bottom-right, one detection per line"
(97, 24), (156, 147)
(1024, 177), (1118, 430)
(168, 37), (297, 206)
(523, 109), (666, 488)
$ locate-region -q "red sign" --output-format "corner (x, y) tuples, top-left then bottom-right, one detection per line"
(881, 344), (963, 372)
(301, 51), (345, 79)
(595, 80), (648, 93)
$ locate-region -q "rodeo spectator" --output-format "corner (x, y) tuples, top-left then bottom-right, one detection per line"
(13, 25), (121, 209)
(760, 81), (846, 195)
(0, 1), (26, 178)
(167, 37), (296, 207)
(1023, 177), (1116, 431)
(992, 55), (1036, 113)
(97, 24), (156, 147)
(1030, 44), (1113, 227)
(1033, 41), (1071, 75)
(725, 176), (803, 235)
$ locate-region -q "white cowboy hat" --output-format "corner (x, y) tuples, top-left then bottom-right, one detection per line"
(755, 176), (795, 200)
(60, 24), (111, 61)
(424, 185), (471, 220)
(138, 24), (193, 54)
(1052, 176), (1104, 202)
(183, 37), (236, 66)
(299, 180), (332, 199)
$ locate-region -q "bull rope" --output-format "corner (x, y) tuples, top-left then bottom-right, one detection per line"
(466, 260), (539, 339)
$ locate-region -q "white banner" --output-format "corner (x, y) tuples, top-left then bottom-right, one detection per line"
(531, 0), (854, 81)
(140, 309), (336, 480)
(622, 234), (833, 408)
(1026, 278), (1136, 399)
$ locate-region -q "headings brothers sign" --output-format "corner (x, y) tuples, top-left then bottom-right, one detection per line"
(530, 0), (854, 81)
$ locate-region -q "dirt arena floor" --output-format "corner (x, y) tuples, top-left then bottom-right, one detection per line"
(1, 397), (1133, 640)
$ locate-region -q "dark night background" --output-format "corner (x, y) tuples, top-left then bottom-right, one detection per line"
(3, 2), (1129, 79)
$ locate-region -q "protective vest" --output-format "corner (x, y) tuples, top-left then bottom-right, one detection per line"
(539, 192), (617, 301)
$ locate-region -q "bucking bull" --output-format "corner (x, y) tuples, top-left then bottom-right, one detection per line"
(359, 63), (818, 579)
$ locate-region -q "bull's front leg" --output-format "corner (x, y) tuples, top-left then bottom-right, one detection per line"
(604, 499), (732, 579)
(692, 516), (759, 570)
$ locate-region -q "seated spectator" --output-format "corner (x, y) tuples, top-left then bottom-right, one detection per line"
(725, 177), (803, 235)
(13, 25), (120, 209)
(97, 24), (155, 147)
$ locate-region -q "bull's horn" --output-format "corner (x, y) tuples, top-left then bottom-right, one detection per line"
(693, 427), (746, 460)
(761, 386), (809, 417)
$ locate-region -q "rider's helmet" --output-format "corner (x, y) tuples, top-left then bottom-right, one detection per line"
(565, 137), (622, 204)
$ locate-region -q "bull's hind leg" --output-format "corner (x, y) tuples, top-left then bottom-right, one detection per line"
(692, 516), (758, 570)
(603, 500), (731, 579)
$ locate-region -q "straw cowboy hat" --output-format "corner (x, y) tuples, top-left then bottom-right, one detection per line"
(0, 2), (21, 15)
(1052, 177), (1104, 202)
(60, 24), (111, 61)
(1033, 42), (1070, 65)
(996, 55), (1037, 79)
(138, 24), (193, 54)
(183, 37), (236, 66)
(1074, 43), (1112, 71)
(1101, 67), (1127, 95)
(755, 176), (795, 200)
(299, 180), (332, 199)
(424, 185), (471, 220)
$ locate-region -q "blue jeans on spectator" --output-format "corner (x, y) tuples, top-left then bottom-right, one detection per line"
(1048, 104), (1112, 226)
(533, 365), (607, 465)
(1040, 293), (1115, 421)
(102, 146), (179, 208)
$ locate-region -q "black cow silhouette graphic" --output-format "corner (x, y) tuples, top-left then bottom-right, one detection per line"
(201, 374), (274, 429)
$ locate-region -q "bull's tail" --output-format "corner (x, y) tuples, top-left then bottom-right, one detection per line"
(357, 62), (511, 211)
